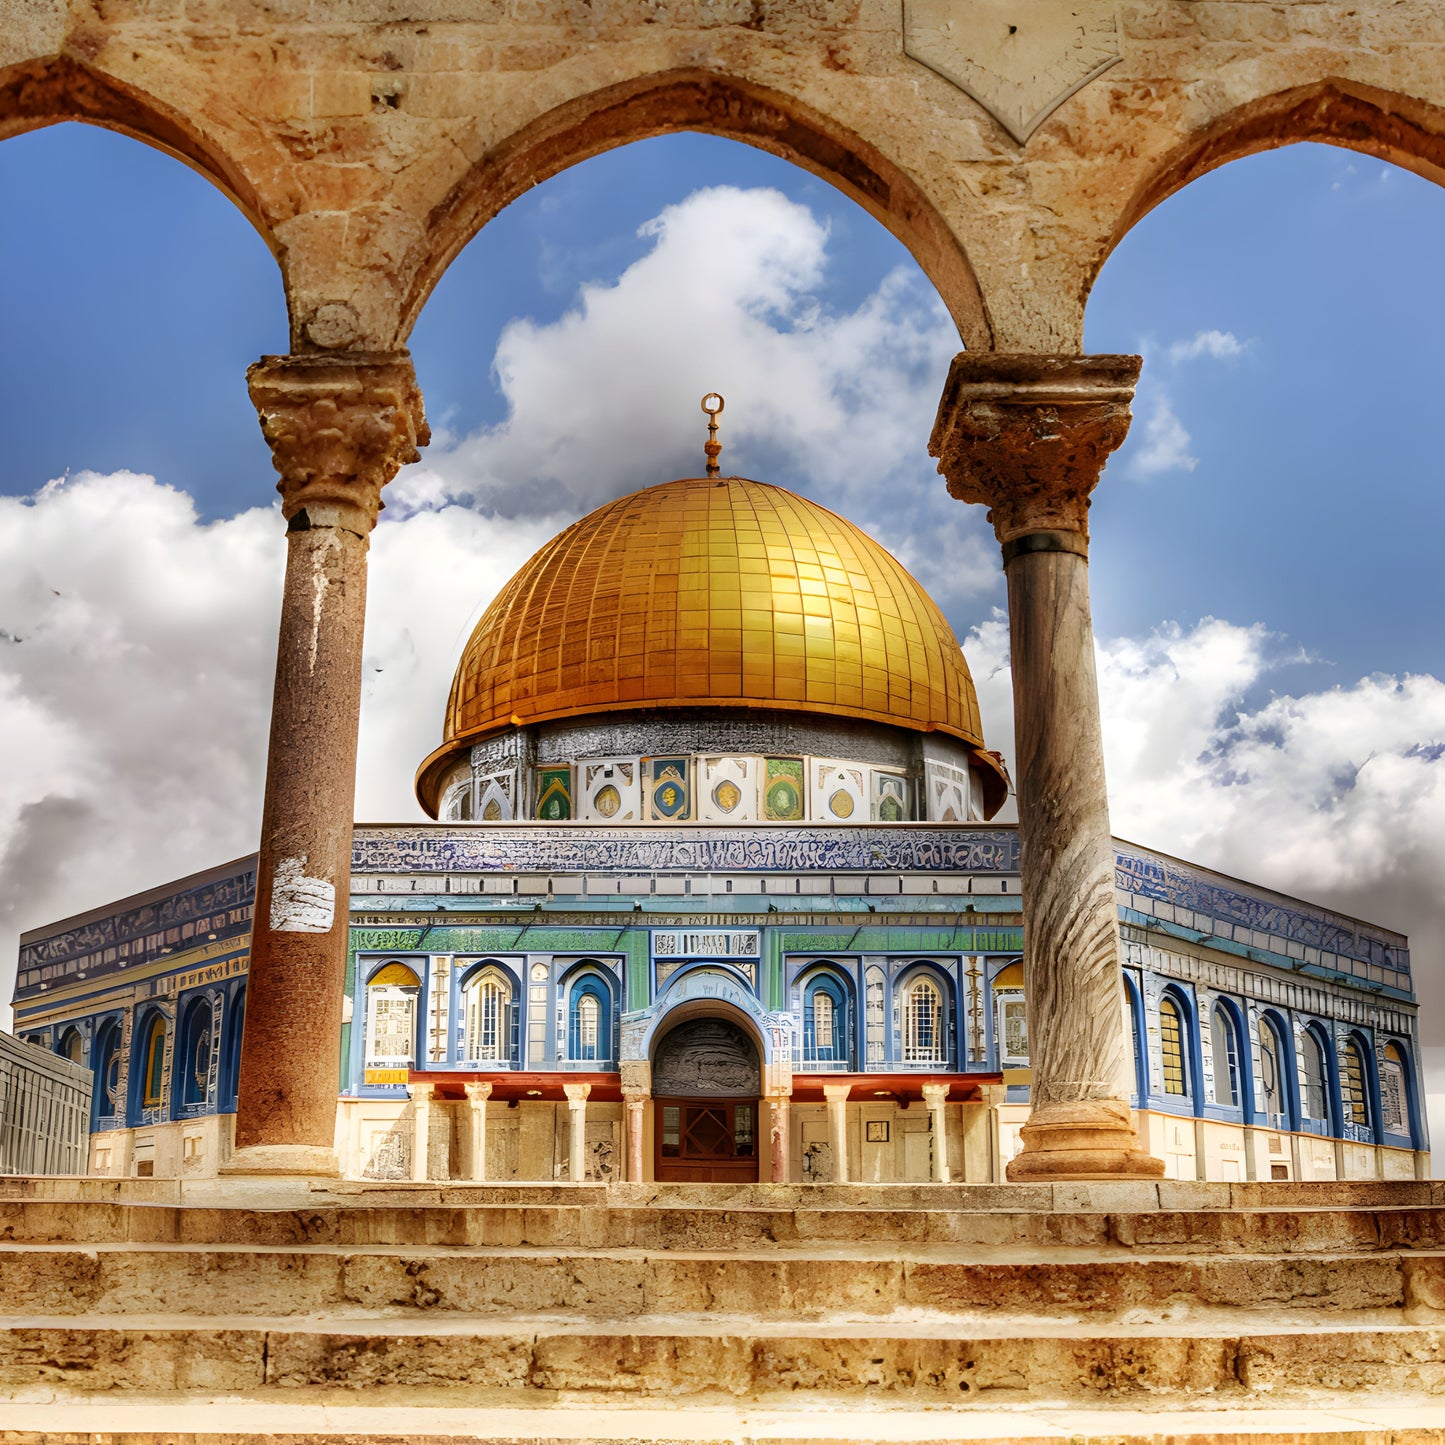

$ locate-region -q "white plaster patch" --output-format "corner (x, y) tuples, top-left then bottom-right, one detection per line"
(270, 855), (336, 933)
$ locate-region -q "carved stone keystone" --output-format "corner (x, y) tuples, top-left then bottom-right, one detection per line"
(931, 352), (1163, 1182)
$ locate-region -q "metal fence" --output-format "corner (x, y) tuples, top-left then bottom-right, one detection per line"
(0, 1031), (92, 1176)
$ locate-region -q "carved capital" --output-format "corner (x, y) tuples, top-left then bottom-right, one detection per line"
(248, 351), (430, 534)
(929, 354), (1140, 544)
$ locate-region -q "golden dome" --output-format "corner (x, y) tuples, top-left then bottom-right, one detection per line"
(418, 476), (1005, 812)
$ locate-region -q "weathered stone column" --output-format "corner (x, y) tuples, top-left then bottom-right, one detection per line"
(224, 353), (428, 1178)
(623, 1089), (648, 1182)
(464, 1081), (492, 1182)
(931, 354), (1162, 1182)
(768, 1090), (792, 1183)
(822, 1082), (851, 1184)
(408, 1080), (433, 1183)
(921, 1083), (952, 1184)
(564, 1082), (591, 1184)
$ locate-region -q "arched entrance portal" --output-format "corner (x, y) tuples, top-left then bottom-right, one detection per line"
(652, 1017), (760, 1184)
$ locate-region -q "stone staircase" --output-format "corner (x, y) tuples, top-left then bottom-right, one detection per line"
(3, 1177), (1445, 1442)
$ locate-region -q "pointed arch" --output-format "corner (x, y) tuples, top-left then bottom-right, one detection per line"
(1094, 79), (1445, 295)
(404, 68), (990, 349)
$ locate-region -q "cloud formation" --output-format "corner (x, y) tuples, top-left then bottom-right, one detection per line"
(394, 185), (1000, 613)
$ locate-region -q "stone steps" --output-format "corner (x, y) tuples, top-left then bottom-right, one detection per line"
(2, 1393), (1445, 1443)
(5, 1315), (1445, 1397)
(4, 1180), (1445, 1441)
(5, 1241), (1440, 1318)
(7, 1201), (1445, 1252)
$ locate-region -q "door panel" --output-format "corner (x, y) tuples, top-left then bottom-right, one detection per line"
(654, 1097), (760, 1182)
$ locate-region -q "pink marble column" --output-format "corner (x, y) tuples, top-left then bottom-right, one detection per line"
(224, 353), (428, 1178)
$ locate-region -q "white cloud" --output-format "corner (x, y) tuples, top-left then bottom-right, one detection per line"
(394, 184), (1001, 611)
(0, 471), (556, 1026)
(1167, 329), (1244, 363)
(1128, 394), (1198, 477)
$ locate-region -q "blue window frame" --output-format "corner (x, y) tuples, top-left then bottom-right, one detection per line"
(568, 974), (612, 1063)
(802, 971), (852, 1068)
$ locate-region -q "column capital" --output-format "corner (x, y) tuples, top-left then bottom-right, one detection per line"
(248, 350), (430, 535)
(463, 1082), (493, 1103)
(621, 1088), (650, 1105)
(929, 354), (1140, 545)
(920, 1082), (952, 1106)
(562, 1081), (592, 1103)
(408, 1080), (434, 1102)
(821, 1083), (852, 1104)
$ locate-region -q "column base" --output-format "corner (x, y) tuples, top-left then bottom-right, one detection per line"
(219, 1144), (342, 1178)
(1005, 1099), (1164, 1182)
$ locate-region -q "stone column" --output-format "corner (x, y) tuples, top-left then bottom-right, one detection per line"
(564, 1082), (591, 1184)
(464, 1081), (492, 1182)
(408, 1080), (433, 1183)
(822, 1082), (851, 1184)
(623, 1089), (648, 1182)
(224, 353), (428, 1178)
(768, 1090), (792, 1183)
(931, 354), (1162, 1182)
(921, 1083), (952, 1183)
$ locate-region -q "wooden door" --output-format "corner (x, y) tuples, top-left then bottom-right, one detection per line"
(654, 1097), (760, 1182)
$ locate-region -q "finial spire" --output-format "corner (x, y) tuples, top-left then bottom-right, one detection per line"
(701, 392), (725, 478)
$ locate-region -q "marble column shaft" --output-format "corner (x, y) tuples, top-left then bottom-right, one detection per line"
(408, 1081), (433, 1183)
(920, 1083), (952, 1184)
(563, 1082), (591, 1184)
(225, 352), (428, 1178)
(623, 1091), (647, 1182)
(930, 354), (1162, 1182)
(464, 1082), (492, 1182)
(822, 1083), (851, 1184)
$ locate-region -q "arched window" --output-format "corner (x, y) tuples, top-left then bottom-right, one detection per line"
(1258, 1015), (1289, 1126)
(1301, 1028), (1329, 1126)
(222, 989), (246, 1111)
(1124, 977), (1146, 1100)
(1341, 1038), (1370, 1129)
(463, 966), (514, 1063)
(365, 962), (421, 1073)
(1211, 1004), (1239, 1107)
(139, 1014), (167, 1109)
(902, 974), (947, 1065)
(1381, 1042), (1410, 1136)
(93, 1020), (122, 1127)
(56, 1028), (84, 1065)
(1159, 996), (1187, 1096)
(177, 1000), (214, 1108)
(802, 971), (851, 1067)
(567, 974), (611, 1063)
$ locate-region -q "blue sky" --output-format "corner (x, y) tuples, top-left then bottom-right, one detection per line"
(3, 122), (1445, 1071)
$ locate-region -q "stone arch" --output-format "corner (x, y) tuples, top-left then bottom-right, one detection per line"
(0, 55), (283, 257)
(404, 67), (991, 350)
(1093, 79), (1445, 296)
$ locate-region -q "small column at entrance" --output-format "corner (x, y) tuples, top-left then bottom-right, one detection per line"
(623, 1090), (648, 1182)
(931, 354), (1162, 1182)
(564, 1082), (591, 1184)
(822, 1083), (851, 1184)
(408, 1080), (433, 1184)
(225, 353), (428, 1178)
(464, 1082), (492, 1182)
(768, 1089), (792, 1184)
(921, 1083), (952, 1184)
